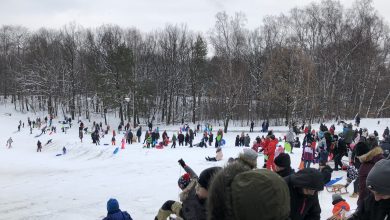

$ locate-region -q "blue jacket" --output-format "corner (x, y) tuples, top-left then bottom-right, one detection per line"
(103, 210), (133, 220)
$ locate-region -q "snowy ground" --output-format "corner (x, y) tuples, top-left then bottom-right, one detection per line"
(1, 107), (389, 220)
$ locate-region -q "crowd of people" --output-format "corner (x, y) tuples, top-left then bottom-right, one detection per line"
(6, 115), (390, 220)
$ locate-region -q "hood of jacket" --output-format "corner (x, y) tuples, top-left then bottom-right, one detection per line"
(208, 162), (290, 220)
(289, 168), (324, 191)
(358, 146), (383, 163)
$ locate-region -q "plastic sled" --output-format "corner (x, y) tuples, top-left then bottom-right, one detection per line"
(113, 147), (119, 154)
(221, 139), (226, 146)
(104, 143), (109, 146)
(156, 145), (164, 149)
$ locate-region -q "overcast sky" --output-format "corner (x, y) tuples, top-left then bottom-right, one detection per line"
(1, 0), (390, 33)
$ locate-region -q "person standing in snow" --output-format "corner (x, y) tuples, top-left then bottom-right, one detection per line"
(136, 126), (142, 143)
(355, 114), (361, 127)
(302, 140), (315, 169)
(171, 134), (177, 148)
(103, 198), (133, 220)
(37, 140), (42, 152)
(62, 147), (67, 155)
(250, 120), (254, 132)
(286, 127), (295, 153)
(6, 137), (13, 148)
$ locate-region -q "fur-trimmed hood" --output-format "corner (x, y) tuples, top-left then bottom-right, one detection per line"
(358, 146), (383, 163)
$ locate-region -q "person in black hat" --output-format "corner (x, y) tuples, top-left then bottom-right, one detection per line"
(103, 198), (133, 220)
(274, 153), (295, 177)
(349, 159), (390, 220)
(284, 168), (324, 220)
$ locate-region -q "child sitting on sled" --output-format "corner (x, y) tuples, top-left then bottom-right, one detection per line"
(206, 147), (223, 161)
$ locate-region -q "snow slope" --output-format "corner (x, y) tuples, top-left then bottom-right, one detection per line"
(1, 107), (389, 220)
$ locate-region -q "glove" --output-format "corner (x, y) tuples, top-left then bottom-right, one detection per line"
(178, 159), (186, 168)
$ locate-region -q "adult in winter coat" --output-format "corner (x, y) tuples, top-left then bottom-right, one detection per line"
(127, 130), (133, 144)
(103, 198), (133, 220)
(244, 134), (250, 147)
(155, 165), (222, 220)
(136, 127), (142, 143)
(37, 140), (42, 152)
(178, 132), (184, 146)
(356, 146), (384, 208)
(355, 115), (361, 127)
(284, 168), (324, 220)
(189, 129), (194, 147)
(380, 136), (390, 158)
(383, 126), (389, 139)
(274, 153), (295, 177)
(333, 137), (348, 171)
(349, 159), (390, 220)
(6, 137), (13, 148)
(207, 162), (290, 220)
(286, 128), (295, 152)
(184, 133), (189, 146)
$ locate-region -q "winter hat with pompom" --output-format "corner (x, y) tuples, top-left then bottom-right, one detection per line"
(178, 173), (191, 190)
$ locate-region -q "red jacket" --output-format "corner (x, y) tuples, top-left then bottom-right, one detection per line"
(266, 139), (278, 157)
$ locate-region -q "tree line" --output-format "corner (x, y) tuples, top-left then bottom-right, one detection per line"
(1, 0), (389, 131)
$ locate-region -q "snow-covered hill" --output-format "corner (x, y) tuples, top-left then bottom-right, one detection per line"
(1, 106), (389, 219)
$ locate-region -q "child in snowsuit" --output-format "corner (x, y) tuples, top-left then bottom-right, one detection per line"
(111, 136), (116, 145)
(331, 194), (350, 219)
(206, 147), (223, 161)
(302, 141), (315, 168)
(62, 147), (67, 155)
(171, 134), (177, 148)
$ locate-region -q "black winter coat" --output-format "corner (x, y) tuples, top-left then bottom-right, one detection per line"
(351, 192), (390, 220)
(284, 169), (323, 220)
(276, 167), (295, 178)
(178, 134), (185, 142)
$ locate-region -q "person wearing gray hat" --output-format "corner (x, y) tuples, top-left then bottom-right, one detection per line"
(349, 159), (390, 220)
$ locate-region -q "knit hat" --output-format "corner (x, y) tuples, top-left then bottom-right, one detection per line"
(178, 173), (191, 190)
(198, 167), (222, 190)
(238, 148), (258, 168)
(332, 194), (343, 203)
(355, 142), (370, 157)
(274, 153), (291, 168)
(366, 159), (390, 195)
(107, 198), (119, 213)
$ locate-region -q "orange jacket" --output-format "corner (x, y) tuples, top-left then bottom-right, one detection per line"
(332, 200), (350, 218)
